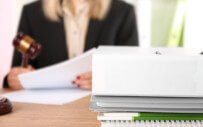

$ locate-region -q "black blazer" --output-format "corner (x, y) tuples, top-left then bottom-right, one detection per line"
(4, 0), (138, 87)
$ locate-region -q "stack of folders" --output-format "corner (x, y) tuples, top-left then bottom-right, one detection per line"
(90, 96), (203, 126)
(90, 46), (203, 127)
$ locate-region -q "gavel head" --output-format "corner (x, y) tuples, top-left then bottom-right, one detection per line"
(13, 32), (42, 59)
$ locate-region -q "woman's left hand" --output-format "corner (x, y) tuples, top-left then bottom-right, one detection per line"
(72, 72), (92, 90)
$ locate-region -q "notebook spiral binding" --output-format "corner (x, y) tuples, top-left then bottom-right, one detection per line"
(101, 120), (203, 127)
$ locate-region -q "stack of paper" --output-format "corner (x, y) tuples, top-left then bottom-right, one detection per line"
(90, 46), (203, 127)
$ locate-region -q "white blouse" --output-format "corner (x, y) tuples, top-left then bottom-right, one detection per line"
(62, 0), (90, 58)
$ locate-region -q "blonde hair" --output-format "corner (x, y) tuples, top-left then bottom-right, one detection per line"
(42, 0), (111, 22)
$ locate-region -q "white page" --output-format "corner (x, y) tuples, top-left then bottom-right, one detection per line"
(19, 48), (96, 89)
(2, 88), (91, 105)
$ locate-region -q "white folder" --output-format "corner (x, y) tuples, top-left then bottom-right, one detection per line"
(92, 46), (203, 97)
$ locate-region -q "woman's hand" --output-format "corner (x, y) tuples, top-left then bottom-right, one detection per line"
(72, 72), (92, 90)
(7, 65), (35, 90)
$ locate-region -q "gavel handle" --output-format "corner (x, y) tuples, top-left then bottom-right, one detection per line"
(22, 54), (29, 67)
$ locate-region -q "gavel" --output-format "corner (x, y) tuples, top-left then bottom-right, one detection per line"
(0, 96), (12, 115)
(13, 32), (42, 67)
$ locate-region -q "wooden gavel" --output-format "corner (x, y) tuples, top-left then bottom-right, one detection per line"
(13, 32), (42, 67)
(0, 96), (12, 115)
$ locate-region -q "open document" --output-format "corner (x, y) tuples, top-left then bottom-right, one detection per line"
(2, 49), (95, 105)
(19, 48), (96, 89)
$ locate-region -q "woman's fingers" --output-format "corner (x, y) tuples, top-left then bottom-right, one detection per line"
(78, 72), (92, 80)
(78, 83), (92, 90)
(8, 65), (34, 90)
(76, 79), (92, 90)
(11, 65), (34, 75)
(27, 65), (35, 71)
(72, 72), (92, 90)
(72, 78), (92, 90)
(7, 76), (24, 90)
(75, 79), (92, 86)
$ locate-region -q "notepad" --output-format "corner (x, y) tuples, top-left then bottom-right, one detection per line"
(19, 48), (96, 89)
(98, 113), (203, 127)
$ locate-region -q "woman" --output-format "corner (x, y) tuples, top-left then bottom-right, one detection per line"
(4, 0), (138, 90)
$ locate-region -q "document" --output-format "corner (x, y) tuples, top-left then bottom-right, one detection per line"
(19, 48), (96, 89)
(2, 88), (91, 105)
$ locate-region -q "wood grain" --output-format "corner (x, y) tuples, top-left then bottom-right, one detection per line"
(0, 89), (100, 127)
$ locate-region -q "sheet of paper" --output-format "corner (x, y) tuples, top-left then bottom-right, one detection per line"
(2, 88), (91, 105)
(19, 48), (96, 89)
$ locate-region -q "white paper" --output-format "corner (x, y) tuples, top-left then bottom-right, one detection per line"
(2, 88), (91, 105)
(19, 48), (96, 89)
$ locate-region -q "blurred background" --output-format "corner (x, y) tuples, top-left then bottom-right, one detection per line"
(0, 0), (203, 87)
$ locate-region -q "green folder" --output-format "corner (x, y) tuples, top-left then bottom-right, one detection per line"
(132, 117), (203, 121)
(133, 113), (203, 121)
(138, 112), (203, 117)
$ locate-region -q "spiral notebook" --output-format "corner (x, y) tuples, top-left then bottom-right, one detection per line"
(98, 113), (203, 127)
(100, 120), (203, 127)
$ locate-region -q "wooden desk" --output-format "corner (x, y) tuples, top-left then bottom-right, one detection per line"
(0, 89), (100, 127)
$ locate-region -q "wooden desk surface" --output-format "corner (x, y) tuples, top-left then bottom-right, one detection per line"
(0, 89), (100, 127)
